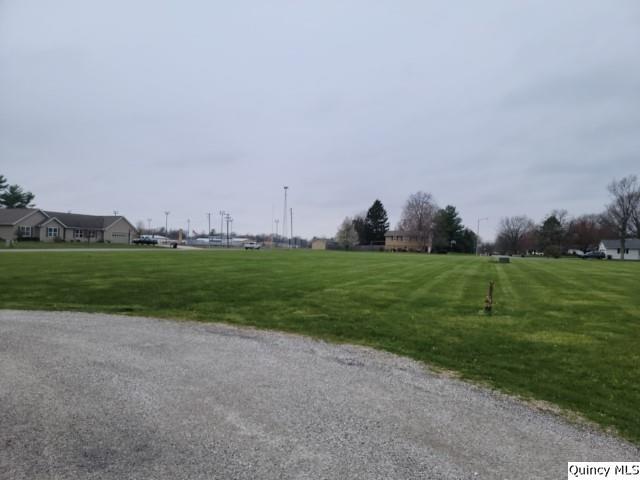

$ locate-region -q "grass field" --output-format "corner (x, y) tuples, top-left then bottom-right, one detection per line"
(0, 241), (151, 249)
(0, 250), (638, 443)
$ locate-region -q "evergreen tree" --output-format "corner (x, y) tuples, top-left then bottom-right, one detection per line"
(432, 205), (464, 252)
(352, 215), (367, 245)
(538, 215), (565, 250)
(364, 199), (389, 244)
(0, 184), (35, 208)
(0, 175), (7, 193)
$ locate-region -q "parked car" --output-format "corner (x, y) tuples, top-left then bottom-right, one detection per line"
(581, 250), (605, 259)
(244, 241), (261, 250)
(133, 237), (158, 245)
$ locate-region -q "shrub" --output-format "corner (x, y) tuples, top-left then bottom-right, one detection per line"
(544, 245), (562, 258)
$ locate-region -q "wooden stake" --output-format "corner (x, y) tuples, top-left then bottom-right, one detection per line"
(484, 281), (494, 314)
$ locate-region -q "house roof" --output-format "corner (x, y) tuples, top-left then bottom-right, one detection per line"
(43, 211), (123, 230)
(384, 230), (420, 236)
(0, 208), (43, 225)
(0, 208), (131, 231)
(600, 238), (640, 249)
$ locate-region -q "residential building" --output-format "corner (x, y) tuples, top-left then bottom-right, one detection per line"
(598, 239), (640, 260)
(0, 208), (137, 244)
(384, 230), (429, 252)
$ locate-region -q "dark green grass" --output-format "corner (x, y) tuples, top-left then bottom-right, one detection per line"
(0, 241), (147, 249)
(1, 250), (638, 443)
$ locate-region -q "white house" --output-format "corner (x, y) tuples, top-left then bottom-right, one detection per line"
(598, 239), (640, 260)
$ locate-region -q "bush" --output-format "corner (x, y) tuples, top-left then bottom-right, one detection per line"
(544, 245), (562, 258)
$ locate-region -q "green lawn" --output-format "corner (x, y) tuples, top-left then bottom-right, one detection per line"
(1, 250), (638, 443)
(0, 241), (150, 249)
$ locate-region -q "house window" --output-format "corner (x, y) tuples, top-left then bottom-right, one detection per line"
(74, 230), (83, 239)
(625, 249), (629, 254)
(19, 226), (32, 237)
(47, 227), (59, 238)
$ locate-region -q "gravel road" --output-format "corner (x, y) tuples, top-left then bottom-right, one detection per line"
(1, 310), (637, 479)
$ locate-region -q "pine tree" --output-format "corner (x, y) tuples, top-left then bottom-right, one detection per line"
(365, 199), (389, 244)
(432, 205), (465, 252)
(0, 184), (35, 208)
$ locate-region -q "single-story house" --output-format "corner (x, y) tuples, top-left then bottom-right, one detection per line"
(384, 230), (430, 252)
(598, 239), (640, 260)
(0, 208), (137, 244)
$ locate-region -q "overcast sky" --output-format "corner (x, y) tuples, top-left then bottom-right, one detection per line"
(1, 1), (639, 239)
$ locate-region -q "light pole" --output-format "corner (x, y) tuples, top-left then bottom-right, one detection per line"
(164, 211), (170, 237)
(476, 217), (488, 255)
(274, 219), (279, 247)
(290, 207), (293, 248)
(219, 210), (225, 244)
(225, 213), (232, 248)
(187, 218), (190, 241)
(113, 210), (118, 216)
(283, 186), (288, 249)
(147, 218), (152, 235)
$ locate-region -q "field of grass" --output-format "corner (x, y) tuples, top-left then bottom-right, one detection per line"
(0, 241), (151, 249)
(0, 250), (638, 443)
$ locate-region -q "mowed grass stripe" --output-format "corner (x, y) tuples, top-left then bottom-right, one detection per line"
(0, 250), (638, 444)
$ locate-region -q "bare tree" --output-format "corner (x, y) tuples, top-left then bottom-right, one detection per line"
(632, 203), (640, 239)
(606, 175), (640, 260)
(398, 191), (438, 252)
(496, 216), (535, 254)
(335, 217), (359, 250)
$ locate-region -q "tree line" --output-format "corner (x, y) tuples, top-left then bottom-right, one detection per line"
(0, 175), (35, 208)
(494, 175), (640, 259)
(336, 193), (478, 253)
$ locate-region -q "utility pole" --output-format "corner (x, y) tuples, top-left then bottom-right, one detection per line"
(290, 207), (293, 248)
(283, 186), (288, 249)
(164, 211), (170, 237)
(476, 217), (488, 255)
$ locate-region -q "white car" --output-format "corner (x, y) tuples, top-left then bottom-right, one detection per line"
(244, 242), (261, 250)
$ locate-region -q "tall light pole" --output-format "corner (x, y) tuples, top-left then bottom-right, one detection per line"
(207, 212), (212, 247)
(113, 210), (119, 216)
(274, 218), (279, 246)
(225, 213), (232, 248)
(476, 217), (488, 255)
(187, 218), (190, 241)
(147, 218), (152, 235)
(219, 210), (225, 243)
(283, 186), (288, 249)
(164, 211), (170, 237)
(290, 207), (293, 248)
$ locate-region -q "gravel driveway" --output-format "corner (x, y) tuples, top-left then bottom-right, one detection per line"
(1, 310), (637, 479)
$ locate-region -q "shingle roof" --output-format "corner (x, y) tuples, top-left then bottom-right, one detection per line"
(384, 230), (420, 236)
(0, 208), (42, 225)
(43, 211), (121, 230)
(601, 238), (640, 249)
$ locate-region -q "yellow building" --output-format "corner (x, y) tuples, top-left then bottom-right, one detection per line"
(384, 230), (429, 252)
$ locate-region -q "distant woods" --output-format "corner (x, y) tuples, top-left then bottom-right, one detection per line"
(335, 174), (640, 256)
(494, 175), (640, 258)
(336, 194), (478, 253)
(0, 174), (35, 209)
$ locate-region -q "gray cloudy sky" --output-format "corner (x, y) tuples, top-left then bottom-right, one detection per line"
(1, 1), (639, 239)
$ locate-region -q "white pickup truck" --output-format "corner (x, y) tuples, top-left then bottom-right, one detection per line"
(244, 242), (261, 250)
